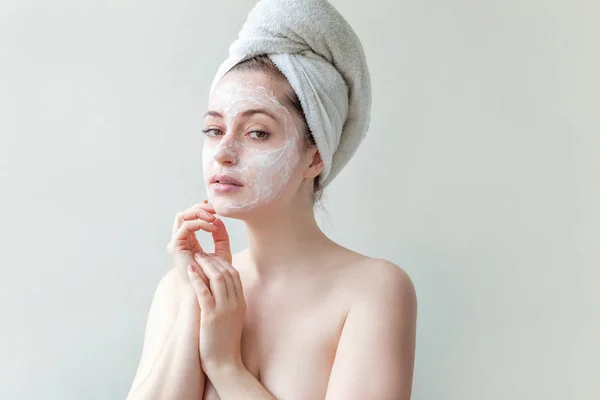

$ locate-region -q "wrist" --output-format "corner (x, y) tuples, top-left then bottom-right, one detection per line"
(204, 359), (246, 386)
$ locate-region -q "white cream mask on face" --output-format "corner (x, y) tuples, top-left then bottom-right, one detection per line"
(202, 80), (303, 210)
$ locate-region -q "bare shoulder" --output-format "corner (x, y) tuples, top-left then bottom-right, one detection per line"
(324, 252), (417, 399)
(360, 257), (415, 296)
(334, 250), (417, 309)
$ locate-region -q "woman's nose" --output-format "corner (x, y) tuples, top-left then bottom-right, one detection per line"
(213, 134), (239, 166)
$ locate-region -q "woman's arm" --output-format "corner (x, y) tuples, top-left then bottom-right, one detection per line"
(324, 260), (417, 400)
(207, 364), (276, 400)
(126, 268), (206, 400)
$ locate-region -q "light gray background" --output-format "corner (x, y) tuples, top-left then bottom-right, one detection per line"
(1, 0), (598, 399)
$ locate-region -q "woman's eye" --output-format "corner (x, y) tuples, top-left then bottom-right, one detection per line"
(202, 128), (223, 137)
(249, 130), (270, 140)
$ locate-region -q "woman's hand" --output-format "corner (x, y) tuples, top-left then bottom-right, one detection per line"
(186, 248), (247, 378)
(167, 200), (224, 284)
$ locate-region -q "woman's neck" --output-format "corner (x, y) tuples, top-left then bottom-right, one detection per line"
(241, 203), (335, 280)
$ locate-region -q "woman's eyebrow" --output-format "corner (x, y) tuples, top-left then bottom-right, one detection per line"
(204, 110), (224, 118)
(204, 108), (280, 122)
(239, 108), (280, 122)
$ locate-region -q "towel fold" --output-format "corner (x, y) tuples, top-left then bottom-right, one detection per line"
(209, 0), (371, 188)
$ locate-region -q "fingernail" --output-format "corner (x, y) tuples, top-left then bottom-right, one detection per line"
(187, 264), (195, 273)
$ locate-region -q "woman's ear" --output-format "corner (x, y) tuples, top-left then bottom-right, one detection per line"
(304, 146), (323, 179)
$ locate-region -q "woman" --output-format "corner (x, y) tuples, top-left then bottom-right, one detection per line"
(127, 0), (416, 399)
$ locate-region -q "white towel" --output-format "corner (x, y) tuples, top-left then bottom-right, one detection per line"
(209, 0), (371, 189)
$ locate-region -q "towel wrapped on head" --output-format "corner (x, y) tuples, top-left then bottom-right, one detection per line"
(209, 0), (371, 189)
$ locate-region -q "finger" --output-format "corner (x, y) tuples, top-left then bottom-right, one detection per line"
(182, 205), (216, 223)
(191, 259), (210, 288)
(204, 200), (218, 215)
(187, 264), (215, 310)
(208, 254), (236, 304)
(213, 257), (243, 301)
(173, 208), (216, 242)
(195, 252), (229, 307)
(172, 202), (216, 237)
(174, 219), (218, 243)
(220, 258), (244, 303)
(172, 212), (183, 238)
(211, 219), (232, 264)
(225, 263), (244, 301)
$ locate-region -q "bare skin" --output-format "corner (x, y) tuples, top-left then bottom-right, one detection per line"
(129, 214), (416, 400)
(201, 245), (416, 400)
(127, 69), (417, 400)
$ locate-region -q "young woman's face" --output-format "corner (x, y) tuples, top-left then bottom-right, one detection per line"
(202, 70), (307, 216)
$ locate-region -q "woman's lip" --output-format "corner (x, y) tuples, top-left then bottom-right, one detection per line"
(210, 182), (244, 193)
(211, 175), (244, 186)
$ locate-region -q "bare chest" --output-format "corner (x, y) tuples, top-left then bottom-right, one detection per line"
(205, 289), (347, 400)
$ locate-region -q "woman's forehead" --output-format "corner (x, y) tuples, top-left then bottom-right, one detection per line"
(210, 70), (291, 108)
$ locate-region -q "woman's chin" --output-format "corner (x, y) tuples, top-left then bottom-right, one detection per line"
(209, 197), (259, 219)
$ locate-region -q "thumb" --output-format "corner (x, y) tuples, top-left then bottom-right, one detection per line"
(211, 218), (232, 264)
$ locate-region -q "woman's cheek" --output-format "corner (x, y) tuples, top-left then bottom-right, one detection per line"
(201, 135), (301, 211)
(242, 163), (257, 186)
(252, 144), (300, 202)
